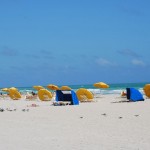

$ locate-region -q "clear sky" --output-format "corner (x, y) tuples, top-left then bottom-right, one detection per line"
(0, 0), (150, 87)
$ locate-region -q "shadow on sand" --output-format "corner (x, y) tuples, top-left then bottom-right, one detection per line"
(111, 100), (131, 103)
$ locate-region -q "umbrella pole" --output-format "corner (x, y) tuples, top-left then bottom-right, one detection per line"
(99, 88), (103, 97)
(99, 89), (101, 96)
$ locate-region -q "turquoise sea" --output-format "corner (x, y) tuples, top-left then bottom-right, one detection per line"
(7, 82), (148, 95)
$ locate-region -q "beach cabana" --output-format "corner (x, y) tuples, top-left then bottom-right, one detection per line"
(126, 88), (144, 102)
(55, 90), (79, 105)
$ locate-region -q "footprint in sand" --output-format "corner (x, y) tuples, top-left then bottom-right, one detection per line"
(118, 117), (123, 119)
(0, 108), (4, 112)
(22, 109), (29, 112)
(101, 113), (107, 116)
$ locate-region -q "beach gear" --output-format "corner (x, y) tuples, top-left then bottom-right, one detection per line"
(53, 101), (70, 106)
(38, 89), (53, 101)
(143, 84), (150, 98)
(93, 82), (109, 88)
(33, 86), (44, 91)
(76, 88), (94, 102)
(126, 88), (144, 102)
(60, 86), (71, 91)
(47, 84), (59, 90)
(1, 88), (10, 92)
(9, 88), (22, 100)
(93, 82), (109, 94)
(55, 90), (79, 105)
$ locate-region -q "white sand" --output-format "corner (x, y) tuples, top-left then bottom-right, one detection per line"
(0, 94), (150, 150)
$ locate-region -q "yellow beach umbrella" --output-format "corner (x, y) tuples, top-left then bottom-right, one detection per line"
(38, 89), (53, 101)
(60, 86), (71, 91)
(9, 87), (18, 91)
(76, 88), (94, 102)
(1, 88), (10, 92)
(33, 86), (44, 91)
(47, 84), (59, 90)
(93, 82), (109, 88)
(9, 88), (21, 100)
(143, 84), (150, 98)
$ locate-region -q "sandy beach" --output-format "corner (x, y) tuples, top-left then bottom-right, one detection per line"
(0, 94), (150, 150)
(1, 0), (150, 149)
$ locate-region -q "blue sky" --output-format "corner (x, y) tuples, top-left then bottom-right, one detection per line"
(0, 0), (150, 87)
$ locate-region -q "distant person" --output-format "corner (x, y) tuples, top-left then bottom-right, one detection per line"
(121, 91), (127, 97)
(31, 91), (36, 96)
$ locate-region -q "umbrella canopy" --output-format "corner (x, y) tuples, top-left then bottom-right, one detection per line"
(1, 87), (18, 92)
(9, 87), (18, 91)
(93, 82), (109, 88)
(76, 88), (94, 101)
(33, 86), (44, 91)
(143, 84), (150, 98)
(38, 89), (53, 101)
(1, 88), (10, 92)
(47, 84), (59, 90)
(60, 86), (71, 91)
(8, 88), (21, 100)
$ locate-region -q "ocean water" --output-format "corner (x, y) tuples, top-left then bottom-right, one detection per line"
(7, 82), (148, 95)
(68, 82), (147, 94)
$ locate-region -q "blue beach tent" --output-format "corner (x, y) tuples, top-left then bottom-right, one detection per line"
(56, 90), (79, 105)
(126, 88), (144, 102)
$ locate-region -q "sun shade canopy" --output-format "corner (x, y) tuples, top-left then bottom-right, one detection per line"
(143, 84), (150, 98)
(76, 88), (94, 101)
(93, 82), (109, 88)
(38, 89), (53, 101)
(47, 84), (59, 90)
(60, 86), (71, 91)
(33, 86), (44, 91)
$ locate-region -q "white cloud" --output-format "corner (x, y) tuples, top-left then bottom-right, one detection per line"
(117, 49), (141, 58)
(95, 58), (117, 66)
(131, 59), (146, 66)
(0, 46), (18, 56)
